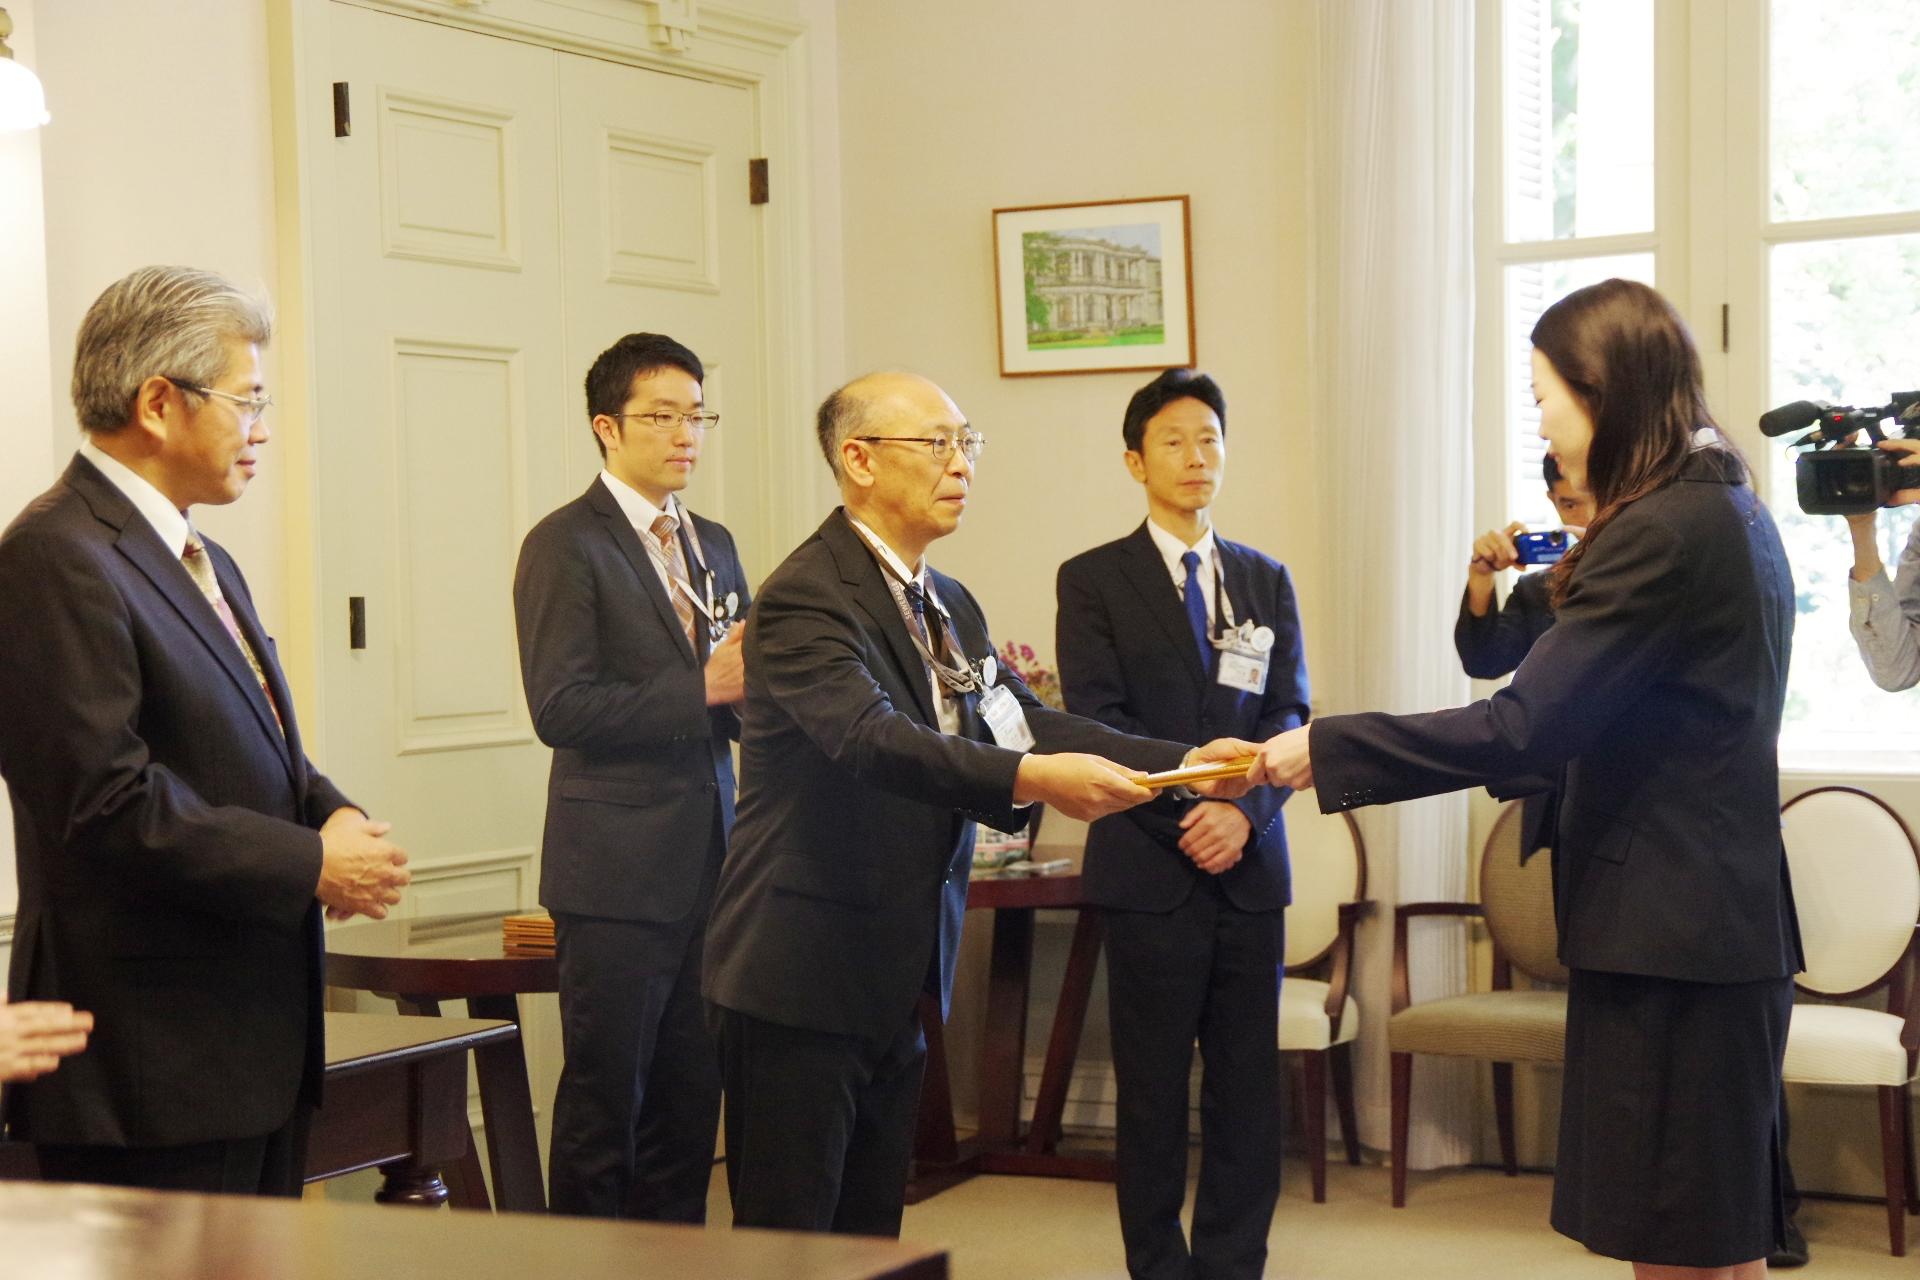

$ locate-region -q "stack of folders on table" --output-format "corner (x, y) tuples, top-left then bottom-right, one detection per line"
(502, 913), (556, 957)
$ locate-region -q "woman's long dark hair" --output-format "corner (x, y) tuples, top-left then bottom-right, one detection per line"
(1536, 278), (1744, 605)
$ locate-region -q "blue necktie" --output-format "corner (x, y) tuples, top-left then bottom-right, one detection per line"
(1181, 550), (1212, 670)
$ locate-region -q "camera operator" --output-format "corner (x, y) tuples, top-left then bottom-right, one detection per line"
(1456, 454), (1594, 678)
(1843, 436), (1920, 690)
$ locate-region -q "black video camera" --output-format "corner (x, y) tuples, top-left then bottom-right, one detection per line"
(1759, 392), (1920, 515)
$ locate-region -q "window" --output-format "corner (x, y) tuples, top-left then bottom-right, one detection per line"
(1477, 0), (1920, 771)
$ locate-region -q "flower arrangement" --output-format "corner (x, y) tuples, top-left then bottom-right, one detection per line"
(998, 640), (1064, 710)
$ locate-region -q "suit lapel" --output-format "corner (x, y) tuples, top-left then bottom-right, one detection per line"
(105, 503), (297, 774)
(823, 512), (939, 726)
(585, 480), (697, 667)
(212, 549), (300, 778)
(1117, 522), (1208, 689)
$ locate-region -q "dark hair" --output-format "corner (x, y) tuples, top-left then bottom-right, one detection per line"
(583, 333), (704, 458)
(1122, 368), (1226, 452)
(1534, 279), (1742, 605)
(815, 383), (871, 479)
(1542, 452), (1563, 488)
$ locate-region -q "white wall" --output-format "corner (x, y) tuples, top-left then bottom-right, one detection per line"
(835, 0), (1321, 688)
(0, 0), (53, 918)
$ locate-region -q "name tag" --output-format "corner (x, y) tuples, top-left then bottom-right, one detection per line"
(1216, 645), (1269, 695)
(979, 683), (1036, 753)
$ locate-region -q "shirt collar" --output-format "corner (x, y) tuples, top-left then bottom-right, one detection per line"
(846, 513), (947, 611)
(1145, 517), (1216, 580)
(599, 470), (682, 538)
(79, 436), (192, 559)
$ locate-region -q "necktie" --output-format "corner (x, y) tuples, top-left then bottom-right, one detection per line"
(1181, 549), (1213, 671)
(649, 513), (699, 650)
(181, 532), (284, 737)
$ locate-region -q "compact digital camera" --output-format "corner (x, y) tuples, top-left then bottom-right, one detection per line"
(1513, 529), (1569, 566)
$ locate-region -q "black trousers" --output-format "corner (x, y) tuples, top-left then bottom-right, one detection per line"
(1105, 881), (1283, 1280)
(36, 1101), (312, 1196)
(710, 1002), (926, 1238)
(548, 843), (723, 1222)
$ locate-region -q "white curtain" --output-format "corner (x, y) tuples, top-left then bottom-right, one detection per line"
(1313, 0), (1478, 1169)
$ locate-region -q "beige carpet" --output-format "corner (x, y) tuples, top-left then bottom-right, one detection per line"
(711, 1158), (1915, 1279)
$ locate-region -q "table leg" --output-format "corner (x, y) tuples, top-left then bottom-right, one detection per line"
(913, 993), (959, 1165)
(975, 907), (1035, 1148)
(1023, 908), (1103, 1155)
(466, 993), (548, 1213)
(391, 993), (492, 1212)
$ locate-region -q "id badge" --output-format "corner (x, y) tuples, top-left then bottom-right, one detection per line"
(1216, 644), (1269, 695)
(979, 683), (1036, 752)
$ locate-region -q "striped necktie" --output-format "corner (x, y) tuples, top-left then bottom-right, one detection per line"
(649, 513), (699, 649)
(181, 532), (284, 737)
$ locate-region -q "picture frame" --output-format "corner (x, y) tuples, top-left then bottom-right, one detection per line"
(992, 195), (1195, 378)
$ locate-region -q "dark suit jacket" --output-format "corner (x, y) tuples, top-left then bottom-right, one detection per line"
(0, 456), (345, 1148)
(1454, 569), (1556, 679)
(1056, 523), (1309, 913)
(703, 510), (1189, 1044)
(1313, 450), (1802, 984)
(1456, 569), (1561, 857)
(513, 478), (749, 923)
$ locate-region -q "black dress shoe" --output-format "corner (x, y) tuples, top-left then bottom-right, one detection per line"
(1768, 1216), (1809, 1269)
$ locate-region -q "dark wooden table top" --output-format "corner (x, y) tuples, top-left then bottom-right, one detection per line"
(965, 869), (1084, 910)
(323, 1011), (517, 1073)
(324, 911), (557, 997)
(0, 1181), (947, 1279)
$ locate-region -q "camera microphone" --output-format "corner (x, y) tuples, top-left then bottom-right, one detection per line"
(1758, 400), (1831, 437)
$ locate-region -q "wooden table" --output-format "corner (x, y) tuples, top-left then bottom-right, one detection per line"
(310, 1011), (518, 1206)
(910, 872), (1114, 1200)
(324, 912), (557, 1213)
(0, 1180), (948, 1279)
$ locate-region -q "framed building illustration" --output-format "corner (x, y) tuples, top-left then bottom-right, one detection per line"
(992, 195), (1195, 377)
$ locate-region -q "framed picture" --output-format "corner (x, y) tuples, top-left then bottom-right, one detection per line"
(992, 195), (1195, 378)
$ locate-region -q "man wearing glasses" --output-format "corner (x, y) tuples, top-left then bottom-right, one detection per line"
(0, 265), (409, 1195)
(513, 332), (751, 1220)
(703, 371), (1258, 1236)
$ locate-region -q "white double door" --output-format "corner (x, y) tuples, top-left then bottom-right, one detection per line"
(309, 1), (766, 903)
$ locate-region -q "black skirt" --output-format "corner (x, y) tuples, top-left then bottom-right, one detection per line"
(1550, 968), (1794, 1268)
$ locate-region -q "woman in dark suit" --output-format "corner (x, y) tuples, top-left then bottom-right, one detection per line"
(1253, 279), (1801, 1279)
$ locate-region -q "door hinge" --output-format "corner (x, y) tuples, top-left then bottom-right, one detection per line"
(333, 82), (351, 138)
(748, 157), (769, 205)
(1720, 303), (1729, 354)
(348, 597), (367, 650)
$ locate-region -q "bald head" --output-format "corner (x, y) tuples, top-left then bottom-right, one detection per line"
(816, 372), (957, 482)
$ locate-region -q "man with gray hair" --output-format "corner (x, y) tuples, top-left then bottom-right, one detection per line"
(703, 371), (1257, 1236)
(0, 265), (410, 1195)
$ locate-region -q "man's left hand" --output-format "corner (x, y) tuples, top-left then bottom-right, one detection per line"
(1179, 802), (1252, 875)
(1183, 736), (1261, 799)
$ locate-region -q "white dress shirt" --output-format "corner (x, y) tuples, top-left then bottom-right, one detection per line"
(1849, 518), (1920, 691)
(80, 436), (192, 560)
(599, 470), (688, 602)
(1145, 517), (1220, 631)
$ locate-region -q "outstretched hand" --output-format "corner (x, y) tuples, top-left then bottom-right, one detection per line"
(1248, 724), (1314, 792)
(1183, 736), (1262, 800)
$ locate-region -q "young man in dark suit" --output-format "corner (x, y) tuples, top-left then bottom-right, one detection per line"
(703, 371), (1258, 1238)
(513, 333), (750, 1220)
(1055, 368), (1310, 1280)
(1455, 453), (1594, 680)
(0, 266), (410, 1195)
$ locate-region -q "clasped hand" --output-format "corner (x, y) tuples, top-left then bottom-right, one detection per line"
(317, 807), (411, 922)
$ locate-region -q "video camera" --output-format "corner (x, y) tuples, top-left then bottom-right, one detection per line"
(1760, 392), (1920, 515)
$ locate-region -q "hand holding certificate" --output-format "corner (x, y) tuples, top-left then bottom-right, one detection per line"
(1146, 737), (1265, 799)
(1138, 757), (1256, 790)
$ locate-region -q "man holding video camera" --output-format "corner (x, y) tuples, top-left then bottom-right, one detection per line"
(1843, 436), (1920, 689)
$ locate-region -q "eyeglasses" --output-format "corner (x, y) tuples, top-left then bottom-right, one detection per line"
(854, 432), (986, 463)
(166, 377), (273, 427)
(614, 410), (721, 432)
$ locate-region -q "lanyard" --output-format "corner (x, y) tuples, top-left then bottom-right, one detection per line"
(848, 520), (980, 695)
(1188, 546), (1239, 645)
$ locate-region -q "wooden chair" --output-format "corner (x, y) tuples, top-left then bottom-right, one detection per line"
(1387, 799), (1567, 1206)
(1278, 805), (1373, 1202)
(1778, 786), (1920, 1257)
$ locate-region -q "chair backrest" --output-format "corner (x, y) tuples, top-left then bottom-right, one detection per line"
(1478, 800), (1568, 985)
(1781, 786), (1920, 998)
(1283, 806), (1366, 971)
